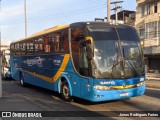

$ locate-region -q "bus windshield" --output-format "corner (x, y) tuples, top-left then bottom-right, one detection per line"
(88, 26), (144, 79)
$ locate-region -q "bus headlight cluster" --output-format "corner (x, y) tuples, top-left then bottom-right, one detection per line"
(137, 81), (145, 87)
(94, 85), (111, 90)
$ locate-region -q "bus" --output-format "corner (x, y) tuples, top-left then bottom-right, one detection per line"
(10, 22), (145, 102)
(2, 48), (11, 79)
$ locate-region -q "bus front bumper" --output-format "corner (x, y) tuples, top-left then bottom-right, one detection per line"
(87, 85), (146, 102)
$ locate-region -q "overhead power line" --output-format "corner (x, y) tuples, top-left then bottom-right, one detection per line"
(3, 4), (106, 25)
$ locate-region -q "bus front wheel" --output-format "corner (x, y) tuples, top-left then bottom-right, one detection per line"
(20, 73), (25, 86)
(61, 81), (72, 102)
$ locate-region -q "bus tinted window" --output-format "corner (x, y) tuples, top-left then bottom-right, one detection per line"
(116, 27), (140, 41)
(71, 28), (88, 76)
(54, 29), (69, 53)
(10, 44), (15, 55)
(15, 43), (20, 55)
(19, 42), (26, 55)
(55, 33), (60, 52)
(26, 40), (34, 54)
(61, 30), (69, 52)
(35, 38), (44, 53)
(49, 34), (54, 53)
(44, 35), (50, 53)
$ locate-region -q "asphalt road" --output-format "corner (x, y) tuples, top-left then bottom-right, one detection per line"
(0, 80), (160, 120)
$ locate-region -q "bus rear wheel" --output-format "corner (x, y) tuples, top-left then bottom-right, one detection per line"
(2, 67), (5, 80)
(61, 81), (72, 102)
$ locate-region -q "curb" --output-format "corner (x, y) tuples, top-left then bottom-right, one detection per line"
(146, 84), (160, 89)
(146, 78), (160, 80)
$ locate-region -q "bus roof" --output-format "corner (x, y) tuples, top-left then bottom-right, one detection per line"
(69, 21), (133, 28)
(11, 22), (133, 44)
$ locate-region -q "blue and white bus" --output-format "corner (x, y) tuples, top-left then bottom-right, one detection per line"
(10, 22), (145, 102)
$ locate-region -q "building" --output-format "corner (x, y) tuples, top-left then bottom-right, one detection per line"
(136, 0), (160, 73)
(0, 45), (10, 55)
(110, 10), (136, 26)
(105, 10), (136, 26)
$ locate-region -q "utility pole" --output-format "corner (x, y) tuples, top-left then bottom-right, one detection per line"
(107, 0), (111, 23)
(0, 0), (2, 98)
(24, 0), (27, 37)
(111, 1), (123, 24)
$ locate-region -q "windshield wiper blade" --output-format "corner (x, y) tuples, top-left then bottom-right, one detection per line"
(126, 60), (137, 76)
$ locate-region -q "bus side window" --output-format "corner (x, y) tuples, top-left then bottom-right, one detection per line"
(35, 38), (44, 53)
(71, 28), (89, 77)
(61, 30), (69, 52)
(71, 29), (83, 74)
(19, 42), (26, 55)
(15, 43), (20, 55)
(26, 40), (34, 55)
(44, 36), (50, 53)
(55, 33), (60, 52)
(10, 44), (15, 56)
(55, 29), (69, 53)
(49, 34), (54, 53)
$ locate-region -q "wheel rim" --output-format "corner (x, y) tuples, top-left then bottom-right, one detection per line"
(20, 78), (23, 85)
(62, 85), (69, 99)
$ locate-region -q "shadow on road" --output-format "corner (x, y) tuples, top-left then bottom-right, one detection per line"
(2, 80), (117, 119)
(144, 88), (160, 99)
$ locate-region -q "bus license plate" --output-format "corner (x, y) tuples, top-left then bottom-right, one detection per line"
(120, 92), (129, 96)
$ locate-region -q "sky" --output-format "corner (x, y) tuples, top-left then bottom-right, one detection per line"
(1, 0), (136, 45)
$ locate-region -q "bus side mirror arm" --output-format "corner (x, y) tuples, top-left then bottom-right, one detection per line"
(85, 37), (94, 60)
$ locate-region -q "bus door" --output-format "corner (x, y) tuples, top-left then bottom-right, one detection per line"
(79, 42), (92, 97)
(71, 28), (92, 97)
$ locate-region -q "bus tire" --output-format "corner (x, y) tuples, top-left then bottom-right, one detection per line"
(20, 73), (25, 86)
(61, 81), (72, 102)
(2, 67), (5, 80)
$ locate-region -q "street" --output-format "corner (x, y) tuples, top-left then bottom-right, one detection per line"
(0, 80), (159, 119)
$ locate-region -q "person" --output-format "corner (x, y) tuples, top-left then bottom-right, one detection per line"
(112, 52), (118, 61)
(94, 48), (103, 68)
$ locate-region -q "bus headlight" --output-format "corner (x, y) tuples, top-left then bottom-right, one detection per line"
(137, 81), (145, 87)
(94, 85), (111, 90)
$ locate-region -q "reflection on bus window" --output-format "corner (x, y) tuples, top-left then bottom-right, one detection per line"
(35, 38), (43, 53)
(19, 42), (26, 55)
(71, 28), (89, 76)
(61, 30), (69, 52)
(49, 34), (54, 53)
(44, 36), (50, 53)
(55, 33), (60, 52)
(55, 30), (69, 53)
(26, 40), (34, 54)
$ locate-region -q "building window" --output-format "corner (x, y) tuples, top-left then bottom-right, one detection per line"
(139, 29), (145, 38)
(146, 4), (150, 15)
(145, 22), (157, 39)
(153, 3), (158, 13)
(141, 6), (145, 17)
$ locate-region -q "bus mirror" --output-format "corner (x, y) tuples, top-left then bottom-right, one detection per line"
(85, 37), (93, 44)
(85, 37), (94, 60)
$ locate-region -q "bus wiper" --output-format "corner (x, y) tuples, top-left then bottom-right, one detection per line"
(111, 58), (125, 78)
(126, 59), (137, 76)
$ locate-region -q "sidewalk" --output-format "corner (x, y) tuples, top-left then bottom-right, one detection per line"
(145, 73), (160, 89)
(146, 73), (160, 80)
(146, 79), (160, 89)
